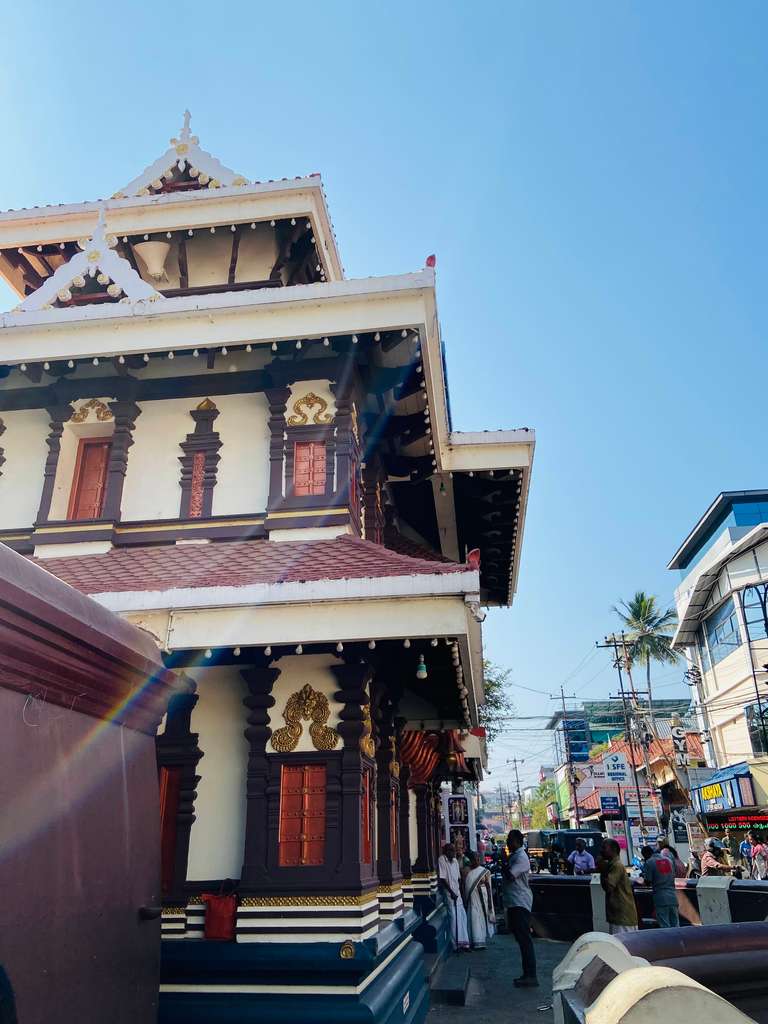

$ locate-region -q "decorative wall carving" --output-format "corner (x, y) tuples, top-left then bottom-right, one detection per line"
(360, 704), (375, 759)
(287, 392), (333, 426)
(270, 684), (340, 752)
(71, 398), (114, 423)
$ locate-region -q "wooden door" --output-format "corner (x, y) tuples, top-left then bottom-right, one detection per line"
(68, 438), (111, 520)
(278, 764), (327, 866)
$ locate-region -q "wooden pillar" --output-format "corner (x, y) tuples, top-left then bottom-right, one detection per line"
(374, 695), (402, 887)
(331, 660), (377, 888)
(412, 782), (436, 875)
(156, 676), (203, 902)
(102, 400), (141, 520)
(398, 764), (413, 881)
(265, 387), (291, 511)
(240, 663), (279, 887)
(35, 403), (74, 523)
(330, 374), (361, 534)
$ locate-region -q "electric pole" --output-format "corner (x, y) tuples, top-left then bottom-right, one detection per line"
(550, 685), (581, 828)
(598, 634), (647, 831)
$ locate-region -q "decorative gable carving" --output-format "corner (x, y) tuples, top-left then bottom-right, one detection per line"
(71, 398), (114, 423)
(15, 209), (161, 312)
(114, 111), (248, 199)
(287, 392), (334, 426)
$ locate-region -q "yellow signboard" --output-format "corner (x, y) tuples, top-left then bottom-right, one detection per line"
(701, 782), (723, 801)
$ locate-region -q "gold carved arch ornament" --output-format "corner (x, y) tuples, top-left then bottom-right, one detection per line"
(287, 392), (334, 427)
(270, 684), (340, 752)
(71, 398), (113, 423)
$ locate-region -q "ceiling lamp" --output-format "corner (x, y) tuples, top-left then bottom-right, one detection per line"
(416, 655), (428, 681)
(132, 240), (170, 281)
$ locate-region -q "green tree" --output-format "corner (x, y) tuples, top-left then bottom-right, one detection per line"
(612, 591), (680, 704)
(524, 778), (558, 829)
(479, 660), (515, 746)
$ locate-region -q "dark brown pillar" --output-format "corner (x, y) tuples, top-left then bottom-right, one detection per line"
(374, 695), (402, 886)
(240, 663), (279, 887)
(156, 677), (203, 902)
(412, 783), (436, 875)
(35, 403), (74, 523)
(330, 375), (361, 533)
(399, 764), (413, 881)
(265, 387), (291, 511)
(332, 660), (377, 887)
(102, 400), (141, 520)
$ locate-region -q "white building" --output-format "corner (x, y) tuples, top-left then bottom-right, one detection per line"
(0, 114), (534, 1023)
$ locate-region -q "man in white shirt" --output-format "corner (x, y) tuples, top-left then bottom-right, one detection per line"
(438, 843), (469, 950)
(502, 829), (538, 987)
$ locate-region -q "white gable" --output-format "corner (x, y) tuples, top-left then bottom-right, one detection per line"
(114, 111), (248, 198)
(16, 208), (160, 312)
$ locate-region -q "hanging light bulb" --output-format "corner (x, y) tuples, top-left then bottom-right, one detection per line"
(67, 359), (75, 368)
(271, 342), (278, 352)
(336, 642), (344, 653)
(265, 646), (272, 656)
(416, 655), (428, 680)
(368, 640), (376, 650)
(295, 644), (303, 654)
(193, 349), (199, 357)
(143, 353), (149, 362)
(403, 638), (411, 649)
(92, 357), (99, 366)
(233, 647), (241, 657)
(246, 344), (252, 352)
(204, 649), (213, 659)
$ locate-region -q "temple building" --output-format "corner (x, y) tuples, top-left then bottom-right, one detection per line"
(0, 115), (535, 1023)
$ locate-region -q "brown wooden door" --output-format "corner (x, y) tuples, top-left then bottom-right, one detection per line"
(68, 438), (111, 520)
(278, 764), (327, 866)
(293, 441), (327, 496)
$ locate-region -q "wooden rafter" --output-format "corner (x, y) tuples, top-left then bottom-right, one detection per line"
(227, 226), (241, 285)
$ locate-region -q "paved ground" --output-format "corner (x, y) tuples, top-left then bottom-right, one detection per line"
(426, 934), (567, 1024)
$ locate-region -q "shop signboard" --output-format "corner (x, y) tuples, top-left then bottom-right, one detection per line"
(670, 806), (695, 844)
(600, 793), (621, 817)
(602, 752), (630, 785)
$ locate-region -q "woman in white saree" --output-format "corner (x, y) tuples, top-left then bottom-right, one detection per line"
(463, 851), (496, 950)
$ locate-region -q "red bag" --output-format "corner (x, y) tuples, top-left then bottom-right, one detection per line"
(201, 892), (238, 941)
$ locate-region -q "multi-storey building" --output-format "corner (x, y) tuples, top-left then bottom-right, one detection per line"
(0, 116), (534, 1023)
(669, 490), (768, 838)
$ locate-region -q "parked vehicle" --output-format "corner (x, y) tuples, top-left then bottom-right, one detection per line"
(523, 828), (604, 873)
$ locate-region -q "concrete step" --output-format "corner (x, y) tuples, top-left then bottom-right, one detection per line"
(429, 956), (471, 1006)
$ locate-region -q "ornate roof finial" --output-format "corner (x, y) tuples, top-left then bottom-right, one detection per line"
(181, 109), (192, 140)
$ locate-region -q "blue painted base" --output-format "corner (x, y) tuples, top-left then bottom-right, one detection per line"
(160, 912), (429, 1024)
(412, 899), (451, 960)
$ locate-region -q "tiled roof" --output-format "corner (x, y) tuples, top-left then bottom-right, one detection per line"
(34, 536), (467, 596)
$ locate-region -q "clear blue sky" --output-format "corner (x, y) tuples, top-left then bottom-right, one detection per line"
(2, 3), (766, 789)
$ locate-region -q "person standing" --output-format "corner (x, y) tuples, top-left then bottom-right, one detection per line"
(598, 838), (638, 935)
(463, 851), (496, 950)
(749, 832), (768, 880)
(640, 846), (679, 928)
(501, 829), (538, 987)
(567, 837), (596, 875)
(438, 843), (469, 951)
(739, 834), (753, 875)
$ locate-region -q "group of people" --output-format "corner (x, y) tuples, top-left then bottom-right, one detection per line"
(437, 844), (497, 954)
(737, 831), (768, 879)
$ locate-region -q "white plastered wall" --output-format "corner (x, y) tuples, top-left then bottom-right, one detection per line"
(186, 666), (249, 881)
(0, 407), (49, 528)
(212, 392), (269, 515)
(267, 654), (343, 753)
(121, 397), (192, 521)
(49, 400), (116, 520)
(235, 224), (277, 283)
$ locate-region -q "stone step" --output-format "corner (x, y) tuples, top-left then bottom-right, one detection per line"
(429, 956), (471, 1006)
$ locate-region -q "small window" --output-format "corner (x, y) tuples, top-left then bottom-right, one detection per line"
(279, 764), (327, 866)
(293, 441), (327, 497)
(67, 438), (111, 520)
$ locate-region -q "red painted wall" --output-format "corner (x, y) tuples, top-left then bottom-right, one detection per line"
(0, 687), (162, 1023)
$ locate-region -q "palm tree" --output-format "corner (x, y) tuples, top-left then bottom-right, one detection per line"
(612, 591), (680, 705)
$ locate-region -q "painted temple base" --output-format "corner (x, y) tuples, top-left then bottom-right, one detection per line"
(159, 913), (429, 1024)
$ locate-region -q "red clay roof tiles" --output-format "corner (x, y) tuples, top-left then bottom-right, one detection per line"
(34, 536), (467, 596)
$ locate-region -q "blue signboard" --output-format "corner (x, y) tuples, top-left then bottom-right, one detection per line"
(564, 717), (590, 762)
(600, 794), (621, 817)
